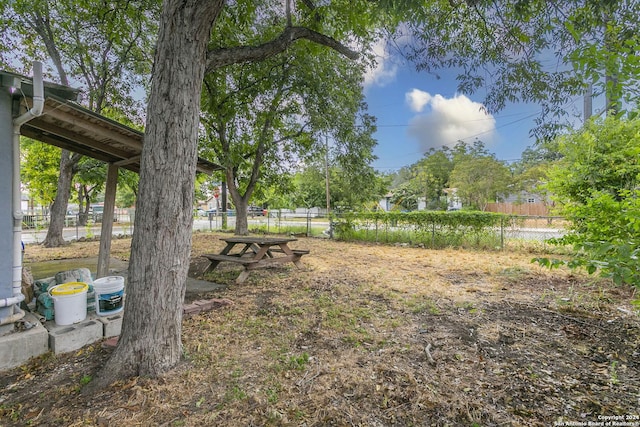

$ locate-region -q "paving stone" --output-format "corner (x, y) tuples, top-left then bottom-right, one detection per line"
(182, 298), (234, 318)
(102, 336), (119, 348)
(183, 303), (201, 317)
(194, 300), (214, 310)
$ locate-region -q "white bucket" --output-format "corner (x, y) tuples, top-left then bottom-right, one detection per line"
(93, 276), (125, 316)
(49, 282), (89, 326)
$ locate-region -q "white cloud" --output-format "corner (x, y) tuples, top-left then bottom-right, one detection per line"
(363, 39), (398, 89)
(405, 90), (497, 151)
(405, 89), (432, 112)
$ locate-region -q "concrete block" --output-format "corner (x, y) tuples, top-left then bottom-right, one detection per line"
(45, 318), (103, 355)
(92, 312), (123, 338)
(0, 313), (49, 372)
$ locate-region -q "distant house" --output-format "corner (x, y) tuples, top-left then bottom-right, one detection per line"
(443, 188), (462, 211)
(378, 193), (393, 212)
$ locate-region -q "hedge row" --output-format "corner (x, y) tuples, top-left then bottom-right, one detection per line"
(331, 210), (511, 250)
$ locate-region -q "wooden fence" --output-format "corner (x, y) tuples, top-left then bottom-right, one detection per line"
(485, 202), (549, 216)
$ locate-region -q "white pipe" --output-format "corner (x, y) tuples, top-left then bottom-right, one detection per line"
(0, 61), (45, 326)
(13, 61), (44, 127)
(0, 307), (26, 326)
(0, 295), (24, 308)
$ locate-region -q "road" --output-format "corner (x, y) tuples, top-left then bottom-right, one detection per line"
(20, 216), (564, 245)
(21, 216), (328, 244)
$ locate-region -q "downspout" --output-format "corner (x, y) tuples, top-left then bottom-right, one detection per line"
(0, 62), (44, 325)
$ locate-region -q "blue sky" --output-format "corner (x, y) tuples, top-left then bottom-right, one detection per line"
(361, 43), (549, 173)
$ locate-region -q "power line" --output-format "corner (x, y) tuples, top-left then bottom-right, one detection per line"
(373, 109), (542, 128)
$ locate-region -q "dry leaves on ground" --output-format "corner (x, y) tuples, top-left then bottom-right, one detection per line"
(1, 232), (639, 426)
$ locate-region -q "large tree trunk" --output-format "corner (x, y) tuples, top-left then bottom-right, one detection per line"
(234, 200), (249, 235)
(226, 170), (251, 235)
(78, 186), (89, 226)
(91, 0), (223, 386)
(42, 150), (79, 247)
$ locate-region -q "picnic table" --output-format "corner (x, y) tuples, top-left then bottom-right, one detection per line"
(202, 236), (309, 284)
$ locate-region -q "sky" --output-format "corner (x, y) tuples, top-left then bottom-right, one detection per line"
(361, 41), (549, 173)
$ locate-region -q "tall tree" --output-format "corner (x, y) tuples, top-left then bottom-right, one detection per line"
(448, 142), (511, 211)
(199, 3), (377, 235)
(1, 0), (158, 246)
(73, 158), (107, 226)
(20, 139), (60, 210)
(400, 148), (454, 210)
(292, 164), (327, 209)
(293, 156), (387, 212)
(21, 143), (106, 226)
(93, 0), (375, 388)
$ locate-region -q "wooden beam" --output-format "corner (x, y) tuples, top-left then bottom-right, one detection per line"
(114, 155), (141, 167)
(23, 119), (138, 160)
(44, 106), (143, 150)
(20, 126), (139, 172)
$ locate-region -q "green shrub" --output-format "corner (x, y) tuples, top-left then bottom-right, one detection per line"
(331, 210), (508, 249)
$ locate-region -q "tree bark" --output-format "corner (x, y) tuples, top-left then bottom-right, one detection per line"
(42, 151), (79, 247)
(226, 169), (249, 235)
(78, 185), (89, 226)
(90, 0), (223, 386)
(206, 26), (358, 71)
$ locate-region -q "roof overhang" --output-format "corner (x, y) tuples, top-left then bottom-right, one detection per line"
(3, 69), (220, 174)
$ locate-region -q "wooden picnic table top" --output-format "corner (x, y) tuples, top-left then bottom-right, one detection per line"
(205, 236), (308, 284)
(221, 236), (297, 245)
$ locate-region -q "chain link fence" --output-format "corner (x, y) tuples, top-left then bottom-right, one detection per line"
(22, 209), (568, 251)
(329, 213), (567, 250)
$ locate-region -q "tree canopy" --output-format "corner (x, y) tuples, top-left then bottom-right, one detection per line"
(198, 2), (379, 234)
(538, 116), (640, 288)
(2, 0), (158, 246)
(396, 0), (640, 140)
(389, 141), (512, 211)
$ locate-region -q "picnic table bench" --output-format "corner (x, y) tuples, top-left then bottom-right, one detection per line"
(203, 236), (309, 284)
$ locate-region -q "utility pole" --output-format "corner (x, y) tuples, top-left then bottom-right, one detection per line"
(221, 180), (227, 230)
(324, 134), (332, 237)
(584, 83), (592, 123)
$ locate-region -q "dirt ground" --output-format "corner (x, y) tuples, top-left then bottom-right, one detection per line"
(1, 232), (639, 426)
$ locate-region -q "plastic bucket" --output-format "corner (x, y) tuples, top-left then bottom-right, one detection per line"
(49, 282), (89, 325)
(93, 276), (125, 316)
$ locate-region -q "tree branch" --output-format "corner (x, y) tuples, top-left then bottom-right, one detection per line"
(206, 26), (358, 72)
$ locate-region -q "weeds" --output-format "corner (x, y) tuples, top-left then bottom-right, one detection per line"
(405, 295), (441, 314)
(610, 361), (619, 385)
(285, 353), (310, 371)
(0, 403), (22, 422)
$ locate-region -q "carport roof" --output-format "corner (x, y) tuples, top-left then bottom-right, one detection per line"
(3, 69), (220, 174)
